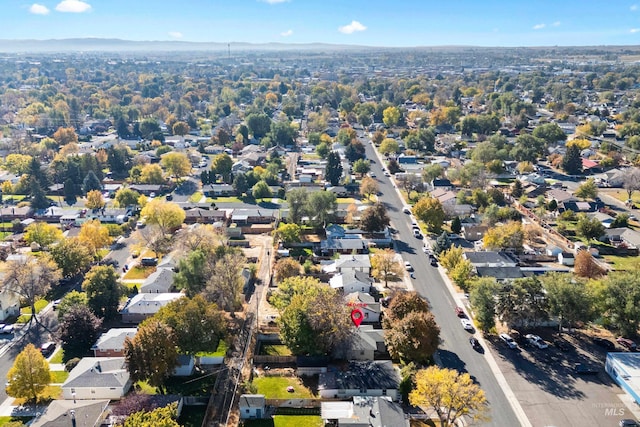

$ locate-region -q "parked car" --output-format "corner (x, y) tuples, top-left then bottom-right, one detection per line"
(402, 206), (411, 214)
(141, 257), (159, 267)
(620, 420), (640, 427)
(526, 334), (549, 349)
(461, 318), (474, 331)
(617, 337), (637, 351)
(413, 229), (422, 239)
(165, 194), (173, 201)
(469, 337), (482, 351)
(404, 261), (413, 272)
(40, 342), (56, 357)
(573, 363), (599, 375)
(593, 337), (615, 350)
(455, 306), (467, 318)
(430, 257), (438, 267)
(1, 325), (15, 334)
(500, 333), (518, 349)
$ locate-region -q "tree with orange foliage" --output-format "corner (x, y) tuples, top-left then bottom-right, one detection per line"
(574, 250), (606, 279)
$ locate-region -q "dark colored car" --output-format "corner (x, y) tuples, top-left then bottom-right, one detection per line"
(553, 338), (571, 352)
(620, 420), (640, 427)
(40, 342), (56, 357)
(593, 337), (615, 350)
(469, 337), (483, 352)
(574, 363), (599, 375)
(617, 337), (637, 351)
(430, 257), (438, 267)
(455, 307), (467, 318)
(165, 194), (173, 201)
(141, 257), (159, 267)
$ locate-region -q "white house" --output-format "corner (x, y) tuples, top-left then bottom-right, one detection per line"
(0, 289), (20, 322)
(347, 325), (386, 361)
(120, 293), (184, 324)
(329, 271), (372, 294)
(62, 357), (131, 400)
(322, 255), (371, 275)
(239, 394), (266, 419)
(345, 292), (380, 323)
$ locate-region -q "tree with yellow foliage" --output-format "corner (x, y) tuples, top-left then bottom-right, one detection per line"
(566, 138), (591, 150)
(140, 199), (185, 234)
(78, 219), (111, 258)
(413, 197), (445, 232)
(483, 221), (524, 251)
(85, 189), (105, 210)
(409, 366), (488, 426)
(6, 344), (51, 403)
(24, 222), (63, 248)
(161, 152), (191, 182)
(371, 248), (403, 288)
(439, 246), (464, 271)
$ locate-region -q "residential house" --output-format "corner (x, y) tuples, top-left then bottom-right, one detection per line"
(604, 228), (640, 249)
(203, 184), (236, 197)
(120, 293), (184, 324)
(475, 266), (523, 281)
(329, 271), (372, 294)
(463, 251), (518, 268)
(128, 184), (165, 196)
(89, 208), (130, 224)
(430, 189), (457, 207)
(62, 357), (131, 400)
(547, 189), (576, 205)
(230, 209), (277, 225)
(0, 206), (32, 221)
(461, 224), (489, 242)
(318, 361), (400, 401)
(239, 394), (266, 420)
(321, 397), (409, 427)
(0, 288), (20, 322)
(319, 238), (368, 256)
(347, 325), (386, 361)
(184, 208), (227, 225)
(30, 400), (110, 427)
(345, 292), (381, 323)
(430, 178), (452, 191)
(91, 328), (138, 357)
(589, 211), (615, 229)
(562, 201), (598, 213)
(330, 254), (372, 274)
(140, 266), (175, 293)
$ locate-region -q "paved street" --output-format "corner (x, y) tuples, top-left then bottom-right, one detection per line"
(363, 140), (526, 427)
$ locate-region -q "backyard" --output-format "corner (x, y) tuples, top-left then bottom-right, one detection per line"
(243, 415), (323, 427)
(252, 376), (315, 399)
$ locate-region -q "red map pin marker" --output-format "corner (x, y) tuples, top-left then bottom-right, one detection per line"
(351, 308), (364, 327)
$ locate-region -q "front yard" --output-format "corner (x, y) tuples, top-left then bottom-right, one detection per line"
(252, 376), (315, 399)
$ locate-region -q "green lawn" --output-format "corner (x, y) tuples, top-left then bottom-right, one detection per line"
(50, 370), (69, 384)
(206, 196), (244, 204)
(243, 416), (323, 427)
(603, 254), (640, 271)
(49, 348), (64, 364)
(196, 339), (228, 358)
(252, 376), (315, 399)
(124, 281), (143, 292)
(0, 416), (33, 426)
(135, 380), (158, 395)
(260, 344), (292, 356)
(189, 191), (204, 203)
(336, 197), (357, 204)
(17, 299), (49, 323)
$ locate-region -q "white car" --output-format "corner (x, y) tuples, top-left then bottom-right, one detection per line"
(384, 171), (391, 177)
(500, 333), (518, 349)
(461, 318), (474, 331)
(402, 206), (411, 214)
(525, 334), (549, 349)
(404, 261), (413, 272)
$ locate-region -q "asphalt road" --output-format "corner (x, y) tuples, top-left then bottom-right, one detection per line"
(363, 140), (522, 426)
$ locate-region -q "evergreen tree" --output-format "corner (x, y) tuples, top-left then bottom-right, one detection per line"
(325, 151), (343, 186)
(562, 144), (583, 175)
(63, 178), (77, 204)
(30, 178), (50, 210)
(451, 216), (462, 234)
(82, 171), (102, 194)
(511, 179), (523, 198)
(233, 173), (249, 196)
(433, 231), (452, 255)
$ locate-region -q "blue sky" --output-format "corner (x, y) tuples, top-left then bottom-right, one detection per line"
(5, 0), (640, 47)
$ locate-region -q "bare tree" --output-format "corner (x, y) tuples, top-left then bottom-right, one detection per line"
(176, 223), (227, 254)
(623, 168), (640, 204)
(3, 254), (61, 328)
(205, 253), (246, 314)
(135, 224), (172, 258)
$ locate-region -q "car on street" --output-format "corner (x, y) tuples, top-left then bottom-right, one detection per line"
(470, 337), (482, 351)
(413, 229), (422, 239)
(500, 333), (518, 349)
(593, 337), (615, 350)
(620, 420), (640, 427)
(383, 171), (390, 177)
(0, 325), (14, 334)
(461, 318), (474, 331)
(165, 194), (173, 201)
(404, 261), (413, 272)
(402, 206), (411, 214)
(455, 306), (467, 318)
(573, 363), (599, 375)
(525, 334), (549, 349)
(430, 257), (438, 267)
(40, 342), (56, 357)
(617, 337), (637, 351)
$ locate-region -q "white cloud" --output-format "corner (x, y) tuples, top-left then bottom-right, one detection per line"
(552, 21), (561, 27)
(280, 29), (293, 37)
(260, 0), (289, 4)
(339, 20), (367, 34)
(168, 31), (183, 39)
(631, 28), (640, 33)
(55, 0), (91, 13)
(532, 23), (546, 30)
(29, 4), (50, 15)
(632, 4), (638, 11)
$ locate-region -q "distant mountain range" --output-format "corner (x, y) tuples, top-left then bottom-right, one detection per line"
(0, 38), (384, 53)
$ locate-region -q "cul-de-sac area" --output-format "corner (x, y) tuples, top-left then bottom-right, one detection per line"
(3, 45), (640, 427)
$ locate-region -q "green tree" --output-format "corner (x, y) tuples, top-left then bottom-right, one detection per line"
(124, 320), (178, 393)
(286, 188), (308, 225)
(413, 197), (445, 232)
(123, 403), (180, 427)
(533, 122), (567, 146)
(270, 276), (322, 310)
(576, 214), (605, 241)
(29, 179), (49, 211)
(83, 265), (126, 320)
(352, 159), (371, 177)
(422, 164), (443, 183)
(307, 191), (337, 227)
(316, 142), (330, 159)
(598, 271), (640, 336)
(360, 202), (390, 233)
(575, 178), (598, 200)
(246, 113), (272, 139)
(274, 223), (302, 244)
(154, 295), (226, 355)
(114, 188), (141, 208)
(161, 152), (191, 182)
(409, 366), (488, 427)
(496, 277), (548, 328)
(562, 144), (583, 175)
(55, 290), (88, 321)
(325, 151), (343, 186)
(173, 250), (208, 297)
(541, 272), (593, 331)
(251, 180), (272, 200)
(450, 216), (462, 234)
(82, 170), (102, 194)
(50, 237), (93, 278)
(24, 222), (63, 248)
(232, 173), (249, 195)
(268, 120), (297, 147)
(58, 305), (102, 361)
(172, 121), (190, 136)
(433, 231), (451, 255)
(469, 278), (499, 332)
(211, 153), (233, 183)
(6, 344), (51, 403)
